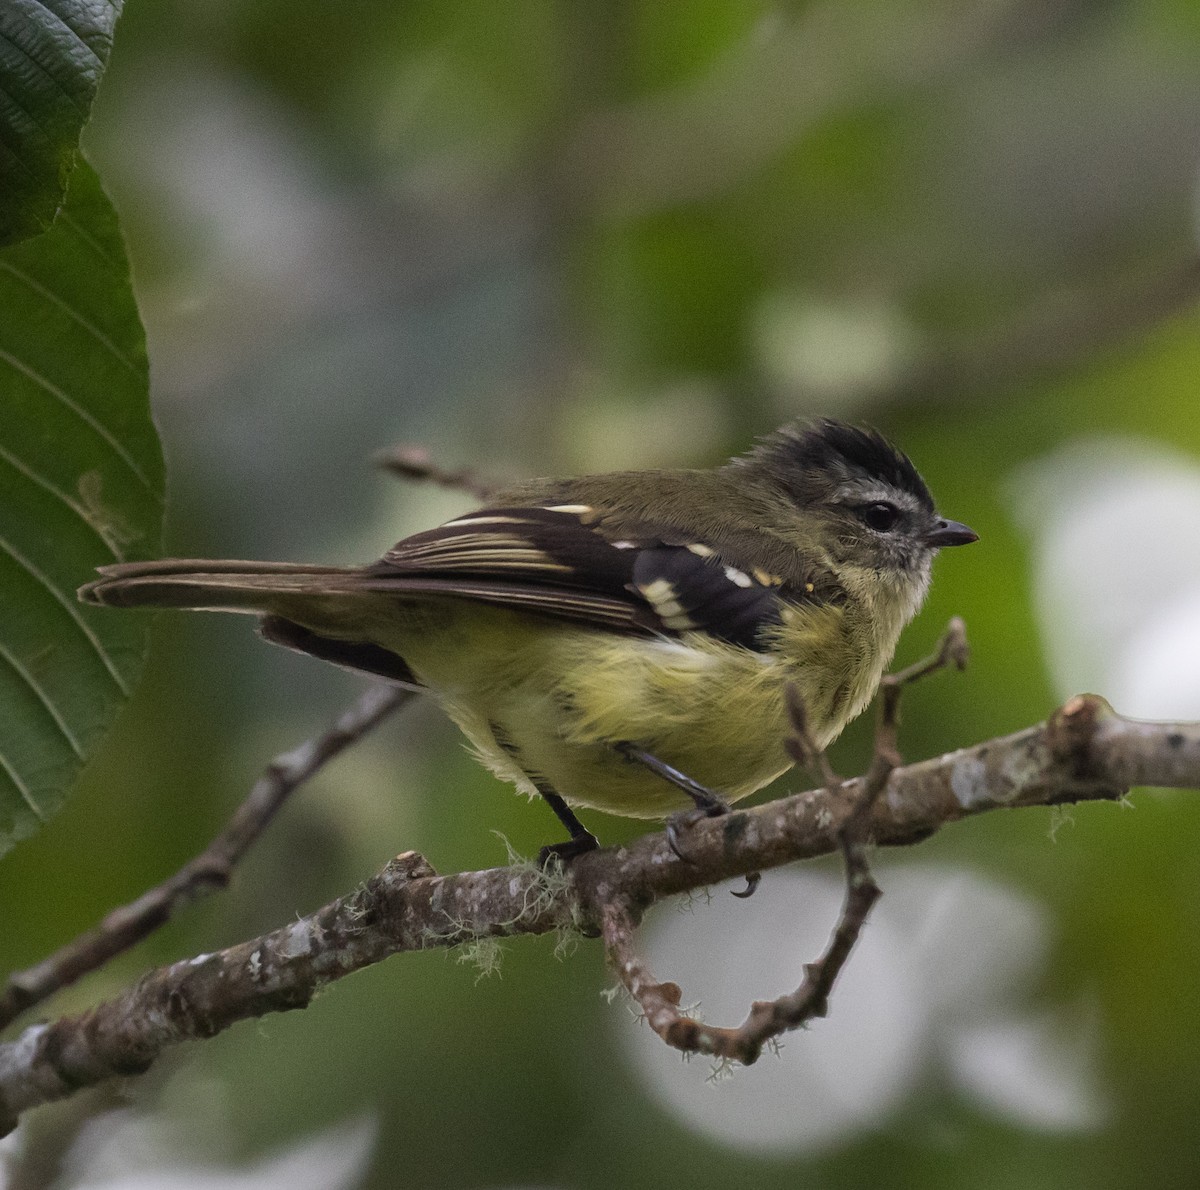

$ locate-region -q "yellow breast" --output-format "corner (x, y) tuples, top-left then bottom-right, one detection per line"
(384, 597), (888, 819)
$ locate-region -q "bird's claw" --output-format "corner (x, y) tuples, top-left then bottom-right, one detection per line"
(664, 799), (760, 897)
(537, 832), (599, 870)
(731, 871), (761, 898)
(665, 797), (730, 863)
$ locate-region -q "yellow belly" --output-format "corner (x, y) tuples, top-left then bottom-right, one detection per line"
(366, 599), (881, 819)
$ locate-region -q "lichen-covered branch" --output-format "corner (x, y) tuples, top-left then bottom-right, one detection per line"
(1, 693), (1195, 1130)
(0, 684), (411, 1032)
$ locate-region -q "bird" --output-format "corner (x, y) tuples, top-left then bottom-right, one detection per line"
(79, 418), (977, 862)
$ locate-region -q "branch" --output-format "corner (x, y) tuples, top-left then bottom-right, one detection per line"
(1, 691), (1195, 1128)
(1, 429), (481, 1031)
(372, 445), (502, 501)
(0, 684), (411, 1032)
(605, 617), (969, 1062)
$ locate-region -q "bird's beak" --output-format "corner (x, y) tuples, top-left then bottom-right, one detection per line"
(925, 518), (978, 548)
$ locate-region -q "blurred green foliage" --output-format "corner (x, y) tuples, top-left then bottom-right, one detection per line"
(5, 1), (1200, 1187)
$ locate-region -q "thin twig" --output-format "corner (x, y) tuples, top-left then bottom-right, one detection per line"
(784, 683), (840, 788)
(851, 615), (970, 833)
(0, 684), (412, 1032)
(372, 445), (502, 500)
(605, 619), (968, 1063)
(22, 434), (494, 1015)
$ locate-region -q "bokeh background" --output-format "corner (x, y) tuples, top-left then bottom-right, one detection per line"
(5, 1), (1200, 1186)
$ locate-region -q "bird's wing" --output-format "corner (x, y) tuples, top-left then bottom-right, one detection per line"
(358, 504), (832, 649)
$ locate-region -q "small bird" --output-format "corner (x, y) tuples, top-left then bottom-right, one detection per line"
(80, 419), (976, 861)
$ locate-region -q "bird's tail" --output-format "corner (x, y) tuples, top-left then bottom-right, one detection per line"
(78, 559), (366, 613)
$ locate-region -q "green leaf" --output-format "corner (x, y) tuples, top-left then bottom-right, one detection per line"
(0, 0), (123, 247)
(0, 156), (162, 856)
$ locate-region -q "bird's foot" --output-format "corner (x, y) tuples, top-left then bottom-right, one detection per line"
(664, 800), (761, 899)
(664, 798), (729, 861)
(615, 742), (760, 898)
(537, 831), (599, 871)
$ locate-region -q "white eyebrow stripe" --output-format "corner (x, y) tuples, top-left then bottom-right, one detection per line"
(833, 483), (921, 510)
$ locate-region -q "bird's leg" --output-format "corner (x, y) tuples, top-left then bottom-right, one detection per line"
(614, 742), (759, 897)
(615, 742), (729, 816)
(488, 720), (598, 868)
(535, 785), (600, 869)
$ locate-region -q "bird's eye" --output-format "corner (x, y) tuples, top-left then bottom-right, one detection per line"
(859, 502), (900, 532)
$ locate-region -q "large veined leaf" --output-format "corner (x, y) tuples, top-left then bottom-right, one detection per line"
(0, 0), (123, 247)
(0, 157), (162, 855)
